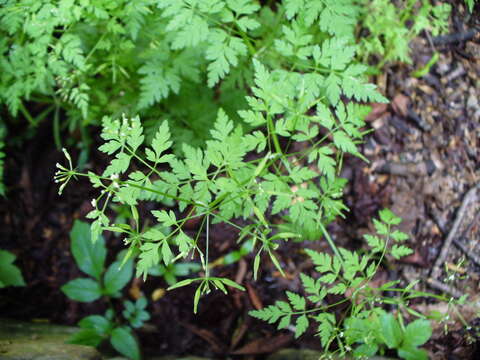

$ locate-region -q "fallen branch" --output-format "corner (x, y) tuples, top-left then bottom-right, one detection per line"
(432, 29), (478, 46)
(426, 277), (463, 298)
(453, 238), (480, 267)
(431, 184), (480, 279)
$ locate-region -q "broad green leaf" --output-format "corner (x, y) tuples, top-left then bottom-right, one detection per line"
(78, 315), (112, 336)
(70, 220), (106, 280)
(67, 328), (104, 347)
(403, 319), (432, 347)
(380, 313), (403, 349)
(0, 250), (25, 288)
(110, 327), (141, 360)
(353, 343), (379, 357)
(61, 278), (102, 302)
(103, 259), (133, 296)
(398, 346), (429, 360)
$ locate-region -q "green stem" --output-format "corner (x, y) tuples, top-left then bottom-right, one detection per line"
(267, 113), (283, 155)
(205, 214), (210, 278)
(19, 102), (35, 126)
(85, 31), (108, 63)
(318, 222), (343, 265)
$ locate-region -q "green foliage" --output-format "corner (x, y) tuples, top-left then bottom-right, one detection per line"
(342, 311), (432, 360)
(70, 220), (106, 281)
(359, 0), (450, 64)
(56, 51), (383, 307)
(47, 1), (457, 357)
(61, 220), (134, 301)
(62, 220), (141, 360)
(465, 0), (477, 12)
(250, 209), (433, 359)
(0, 0), (450, 145)
(70, 310), (141, 360)
(122, 297), (151, 329)
(0, 249), (25, 288)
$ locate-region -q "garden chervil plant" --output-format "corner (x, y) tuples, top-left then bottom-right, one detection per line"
(0, 1), (449, 148)
(56, 52), (389, 311)
(2, 0), (451, 198)
(249, 209), (439, 360)
(50, 1), (457, 358)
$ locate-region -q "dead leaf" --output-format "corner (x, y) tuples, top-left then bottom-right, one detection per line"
(392, 94), (409, 117)
(151, 288), (165, 301)
(181, 323), (226, 353)
(400, 250), (427, 267)
(365, 103), (389, 122)
(246, 283), (263, 310)
(230, 317), (249, 349)
(129, 278), (144, 300)
(235, 259), (248, 285)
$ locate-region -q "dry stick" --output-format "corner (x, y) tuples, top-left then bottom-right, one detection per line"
(432, 29), (478, 46)
(453, 238), (480, 267)
(426, 278), (464, 298)
(430, 183), (480, 280)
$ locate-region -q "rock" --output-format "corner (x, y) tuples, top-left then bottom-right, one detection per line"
(0, 319), (101, 360)
(0, 340), (101, 360)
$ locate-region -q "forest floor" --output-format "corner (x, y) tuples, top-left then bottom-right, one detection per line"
(0, 4), (479, 360)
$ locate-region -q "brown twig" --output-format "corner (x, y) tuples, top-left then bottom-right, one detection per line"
(453, 238), (480, 267)
(431, 184), (480, 279)
(374, 160), (436, 177)
(426, 278), (463, 298)
(432, 29), (478, 46)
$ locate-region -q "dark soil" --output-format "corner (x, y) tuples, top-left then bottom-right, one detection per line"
(0, 3), (479, 360)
